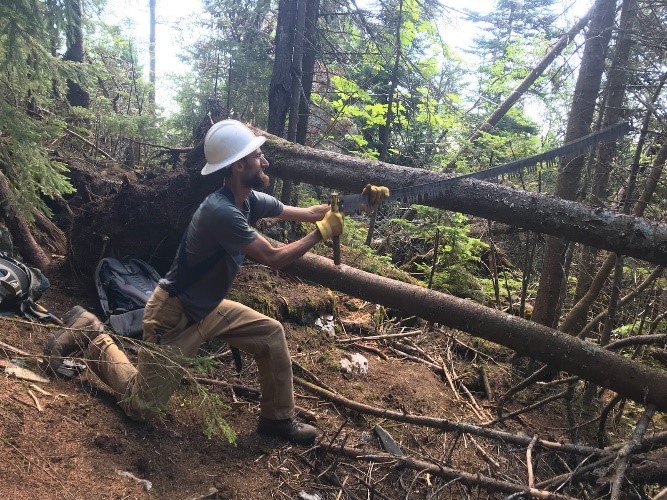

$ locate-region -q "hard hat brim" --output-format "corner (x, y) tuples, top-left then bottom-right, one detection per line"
(201, 135), (267, 175)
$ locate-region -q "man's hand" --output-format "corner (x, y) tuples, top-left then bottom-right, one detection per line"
(316, 210), (344, 241)
(309, 203), (331, 222)
(362, 184), (390, 213)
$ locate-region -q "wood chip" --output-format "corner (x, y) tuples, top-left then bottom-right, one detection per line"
(27, 389), (43, 412)
(29, 384), (52, 396)
(5, 364), (50, 384)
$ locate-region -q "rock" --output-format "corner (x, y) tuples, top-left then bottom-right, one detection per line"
(340, 352), (368, 375)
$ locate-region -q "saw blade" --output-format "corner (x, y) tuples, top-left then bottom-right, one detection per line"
(340, 121), (633, 214)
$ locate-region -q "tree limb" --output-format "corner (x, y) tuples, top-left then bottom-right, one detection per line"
(317, 443), (578, 499)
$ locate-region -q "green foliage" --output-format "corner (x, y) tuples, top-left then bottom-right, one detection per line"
(612, 323), (638, 338)
(0, 0), (85, 218)
(313, 0), (465, 168)
(183, 357), (236, 443)
(168, 0), (274, 130)
(377, 206), (488, 299)
(198, 389), (237, 443)
(341, 216), (396, 270)
(190, 355), (221, 374)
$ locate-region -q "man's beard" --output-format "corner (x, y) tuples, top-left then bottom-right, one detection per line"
(243, 170), (270, 190)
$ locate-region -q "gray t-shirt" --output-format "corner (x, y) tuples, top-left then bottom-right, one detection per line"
(161, 186), (283, 321)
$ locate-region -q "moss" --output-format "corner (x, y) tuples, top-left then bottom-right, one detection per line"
(314, 349), (343, 371)
(285, 291), (335, 324)
(227, 291), (279, 319)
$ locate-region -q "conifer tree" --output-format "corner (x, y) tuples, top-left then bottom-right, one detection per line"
(0, 0), (88, 263)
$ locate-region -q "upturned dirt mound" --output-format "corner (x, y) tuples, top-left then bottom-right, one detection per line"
(1, 259), (661, 499)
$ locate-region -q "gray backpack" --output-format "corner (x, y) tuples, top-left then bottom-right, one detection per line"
(95, 257), (161, 337)
(0, 255), (51, 320)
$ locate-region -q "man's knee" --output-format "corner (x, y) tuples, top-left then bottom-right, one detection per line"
(267, 317), (284, 334)
(86, 333), (133, 371)
(89, 333), (114, 352)
(265, 318), (288, 345)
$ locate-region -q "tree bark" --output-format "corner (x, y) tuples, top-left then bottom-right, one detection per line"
(295, 0), (320, 145)
(62, 0), (89, 108)
(0, 172), (51, 269)
(69, 133), (667, 274)
(532, 0), (618, 328)
(261, 135), (667, 265)
(280, 0), (308, 205)
(282, 249), (667, 412)
(267, 0), (297, 137)
(571, 0), (637, 333)
(559, 126), (667, 334)
(286, 0), (306, 142)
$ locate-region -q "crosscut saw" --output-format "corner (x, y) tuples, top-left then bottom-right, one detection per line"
(339, 121), (633, 215)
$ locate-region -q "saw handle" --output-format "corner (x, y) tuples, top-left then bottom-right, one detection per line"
(331, 192), (341, 265)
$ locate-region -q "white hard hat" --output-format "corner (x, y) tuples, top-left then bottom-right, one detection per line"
(201, 119), (267, 175)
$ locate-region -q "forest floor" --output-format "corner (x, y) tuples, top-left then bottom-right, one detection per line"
(0, 257), (664, 500)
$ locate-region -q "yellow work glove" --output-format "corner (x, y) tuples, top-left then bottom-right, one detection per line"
(362, 184), (390, 214)
(316, 210), (344, 241)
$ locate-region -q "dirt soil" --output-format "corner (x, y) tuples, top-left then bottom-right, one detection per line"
(0, 259), (657, 500)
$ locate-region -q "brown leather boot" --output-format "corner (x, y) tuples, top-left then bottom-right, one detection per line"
(257, 417), (318, 446)
(44, 306), (105, 375)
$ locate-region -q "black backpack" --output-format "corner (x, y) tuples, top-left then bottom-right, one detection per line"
(0, 255), (51, 320)
(95, 257), (161, 337)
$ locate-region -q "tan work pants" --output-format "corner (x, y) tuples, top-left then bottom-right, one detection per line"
(86, 286), (294, 422)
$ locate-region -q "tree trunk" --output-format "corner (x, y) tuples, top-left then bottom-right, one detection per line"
(0, 172), (51, 269)
(287, 0), (306, 143)
(532, 0), (617, 328)
(570, 0), (637, 334)
(559, 113), (667, 335)
(280, 0), (308, 205)
(5, 214), (51, 270)
(267, 0), (297, 137)
(68, 134), (667, 278)
(295, 0), (320, 145)
(281, 249), (667, 412)
(63, 0), (89, 108)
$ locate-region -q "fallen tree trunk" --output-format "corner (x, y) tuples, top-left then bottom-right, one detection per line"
(69, 130), (667, 270)
(262, 135), (667, 265)
(64, 152), (667, 409)
(283, 250), (667, 412)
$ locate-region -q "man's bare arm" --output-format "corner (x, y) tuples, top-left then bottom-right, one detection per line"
(279, 204), (329, 223)
(244, 230), (322, 270)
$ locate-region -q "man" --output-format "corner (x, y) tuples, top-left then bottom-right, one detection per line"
(47, 120), (385, 445)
